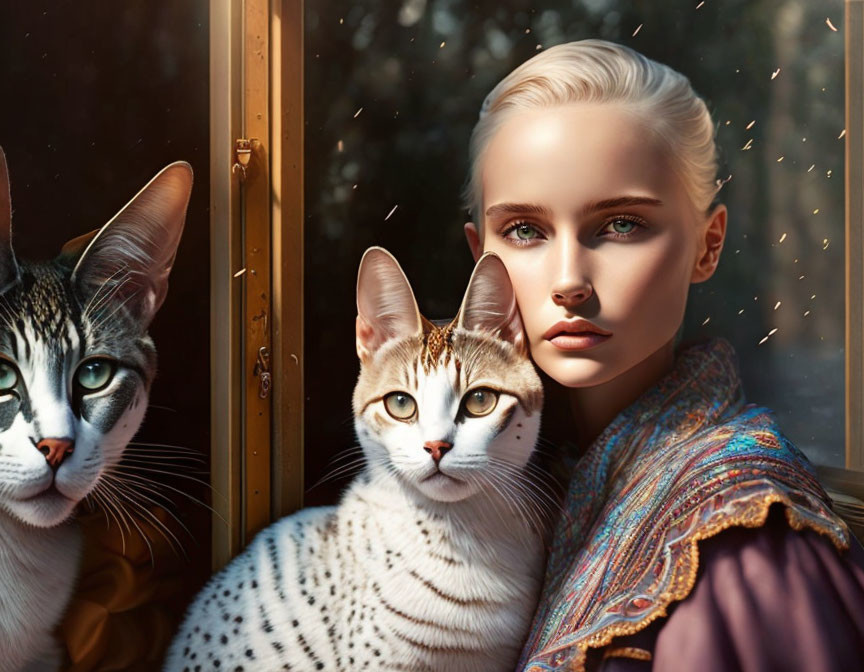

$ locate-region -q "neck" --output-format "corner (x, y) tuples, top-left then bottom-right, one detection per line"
(566, 336), (677, 453)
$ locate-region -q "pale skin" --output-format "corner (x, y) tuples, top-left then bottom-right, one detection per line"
(464, 103), (727, 452)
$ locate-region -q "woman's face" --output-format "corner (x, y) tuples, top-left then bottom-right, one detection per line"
(465, 103), (725, 388)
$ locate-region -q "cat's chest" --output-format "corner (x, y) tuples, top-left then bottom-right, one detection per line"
(0, 515), (81, 636)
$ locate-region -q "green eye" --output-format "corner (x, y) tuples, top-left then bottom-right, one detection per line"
(383, 392), (417, 420)
(76, 359), (115, 391)
(515, 223), (538, 240)
(0, 361), (17, 391)
(462, 388), (499, 417)
(609, 219), (637, 235)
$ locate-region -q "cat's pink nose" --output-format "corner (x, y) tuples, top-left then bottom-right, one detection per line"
(36, 438), (74, 470)
(423, 440), (452, 464)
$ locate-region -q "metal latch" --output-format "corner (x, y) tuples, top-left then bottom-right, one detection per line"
(253, 346), (271, 399)
(232, 138), (254, 181)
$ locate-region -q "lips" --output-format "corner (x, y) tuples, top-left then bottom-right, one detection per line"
(543, 319), (612, 340)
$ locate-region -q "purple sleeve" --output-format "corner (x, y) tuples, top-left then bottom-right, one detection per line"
(593, 505), (864, 672)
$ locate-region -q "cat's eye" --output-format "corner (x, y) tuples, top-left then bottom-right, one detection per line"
(75, 358), (116, 391)
(462, 388), (499, 417)
(383, 392), (417, 420)
(0, 361), (17, 391)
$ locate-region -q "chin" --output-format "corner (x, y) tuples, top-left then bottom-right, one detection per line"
(413, 472), (479, 503)
(3, 488), (78, 527)
(536, 351), (622, 388)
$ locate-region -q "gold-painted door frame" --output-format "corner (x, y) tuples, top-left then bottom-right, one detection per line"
(209, 0), (304, 570)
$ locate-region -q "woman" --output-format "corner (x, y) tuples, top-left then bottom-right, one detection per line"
(461, 40), (864, 671)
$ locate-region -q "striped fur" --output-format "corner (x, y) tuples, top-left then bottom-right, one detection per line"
(0, 151), (191, 672)
(166, 250), (548, 671)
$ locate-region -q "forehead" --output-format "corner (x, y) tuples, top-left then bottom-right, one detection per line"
(481, 103), (684, 212)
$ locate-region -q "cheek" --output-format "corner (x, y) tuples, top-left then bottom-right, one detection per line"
(482, 242), (549, 339)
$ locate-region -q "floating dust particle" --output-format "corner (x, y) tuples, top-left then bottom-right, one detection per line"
(827, 169), (833, 178)
(440, 41), (446, 48)
(725, 120), (732, 125)
(794, 258), (799, 263)
(813, 208), (820, 214)
(838, 129), (846, 139)
(803, 310), (811, 316)
(802, 137), (807, 142)
(754, 296), (758, 301)
(758, 328), (779, 346)
(735, 249), (741, 254)
(385, 205), (399, 221)
(823, 238), (830, 250)
(337, 140), (343, 152)
(354, 107), (363, 118)
(738, 309), (744, 315)
(702, 317), (710, 326)
(799, 275), (805, 280)
(741, 138), (754, 151)
(696, 1), (705, 8)
(536, 44), (543, 50)
(779, 233), (787, 243)
(353, 184), (358, 190)
(811, 294), (816, 300)
(233, 268), (246, 278)
(339, 17), (344, 24)
(771, 68), (781, 80)
(746, 120), (756, 130)
(774, 301), (781, 310)
(632, 24), (643, 36)
(827, 17), (838, 31)
(777, 156), (784, 162)
(525, 28), (531, 34)
(808, 164), (815, 172)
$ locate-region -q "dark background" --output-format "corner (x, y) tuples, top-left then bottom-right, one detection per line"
(304, 0), (846, 506)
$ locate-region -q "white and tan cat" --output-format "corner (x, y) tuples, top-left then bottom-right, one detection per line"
(165, 247), (548, 672)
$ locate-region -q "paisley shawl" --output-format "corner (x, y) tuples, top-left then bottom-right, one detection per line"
(519, 336), (850, 671)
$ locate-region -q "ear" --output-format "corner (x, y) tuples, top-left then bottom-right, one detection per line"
(463, 221), (482, 262)
(0, 148), (21, 294)
(456, 251), (526, 356)
(70, 162), (193, 330)
(356, 247), (423, 364)
(691, 204), (726, 284)
(58, 229), (100, 264)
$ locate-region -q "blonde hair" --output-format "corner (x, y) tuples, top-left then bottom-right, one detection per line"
(463, 39), (720, 224)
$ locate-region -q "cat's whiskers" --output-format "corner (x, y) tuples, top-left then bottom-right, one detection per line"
(86, 486), (131, 555)
(100, 473), (191, 559)
(94, 476), (158, 566)
(101, 469), (190, 530)
(306, 457), (369, 493)
(105, 465), (228, 524)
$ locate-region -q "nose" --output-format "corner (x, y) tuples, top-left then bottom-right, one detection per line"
(423, 440), (452, 464)
(36, 438), (74, 471)
(550, 237), (593, 308)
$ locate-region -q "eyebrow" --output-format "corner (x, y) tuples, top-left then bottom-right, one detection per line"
(484, 196), (663, 220)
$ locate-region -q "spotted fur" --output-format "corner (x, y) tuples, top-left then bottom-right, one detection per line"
(0, 149), (192, 672)
(166, 249), (549, 672)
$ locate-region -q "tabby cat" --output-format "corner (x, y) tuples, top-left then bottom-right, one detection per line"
(0, 148), (192, 672)
(165, 247), (548, 672)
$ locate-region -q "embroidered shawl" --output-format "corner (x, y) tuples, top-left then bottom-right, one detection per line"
(519, 336), (850, 671)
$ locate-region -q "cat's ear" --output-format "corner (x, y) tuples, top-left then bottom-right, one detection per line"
(356, 247), (423, 363)
(0, 148), (21, 294)
(456, 251), (527, 356)
(70, 161), (193, 330)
